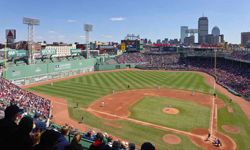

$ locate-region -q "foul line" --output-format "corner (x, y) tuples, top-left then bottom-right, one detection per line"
(209, 96), (216, 136)
(86, 108), (203, 139)
(52, 96), (206, 139)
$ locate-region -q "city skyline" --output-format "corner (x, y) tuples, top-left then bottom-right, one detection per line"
(0, 0), (250, 44)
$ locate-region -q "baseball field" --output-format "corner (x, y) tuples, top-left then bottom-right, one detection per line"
(26, 70), (250, 150)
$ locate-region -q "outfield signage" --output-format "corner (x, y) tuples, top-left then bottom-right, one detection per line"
(70, 49), (82, 55)
(99, 45), (115, 49)
(7, 49), (27, 58)
(6, 29), (16, 40)
(8, 50), (16, 58)
(16, 50), (27, 57)
(41, 49), (56, 56)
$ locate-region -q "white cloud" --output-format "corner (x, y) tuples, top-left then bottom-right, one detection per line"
(67, 19), (77, 23)
(101, 34), (113, 39)
(109, 17), (126, 22)
(48, 30), (56, 34)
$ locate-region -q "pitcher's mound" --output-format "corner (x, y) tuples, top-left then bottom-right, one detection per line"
(163, 107), (179, 115)
(163, 134), (181, 144)
(222, 125), (240, 134)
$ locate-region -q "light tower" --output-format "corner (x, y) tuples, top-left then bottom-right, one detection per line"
(23, 17), (40, 64)
(84, 24), (93, 59)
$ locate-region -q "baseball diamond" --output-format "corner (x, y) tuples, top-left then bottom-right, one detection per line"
(25, 70), (250, 150)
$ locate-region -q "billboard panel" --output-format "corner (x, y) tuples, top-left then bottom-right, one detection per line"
(41, 49), (56, 56)
(70, 49), (82, 55)
(6, 29), (16, 40)
(23, 17), (40, 25)
(121, 40), (140, 51)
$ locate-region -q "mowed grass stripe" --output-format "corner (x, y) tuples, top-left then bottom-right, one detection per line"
(115, 72), (141, 88)
(89, 74), (103, 87)
(121, 71), (148, 88)
(40, 85), (103, 98)
(131, 72), (159, 86)
(135, 71), (163, 86)
(109, 72), (133, 90)
(164, 73), (184, 87)
(130, 71), (157, 87)
(98, 73), (114, 87)
(38, 85), (103, 98)
(58, 81), (111, 92)
(125, 71), (154, 88)
(122, 71), (147, 87)
(141, 71), (166, 84)
(30, 86), (94, 100)
(104, 72), (125, 89)
(55, 84), (107, 97)
(171, 73), (190, 88)
(126, 72), (153, 88)
(180, 73), (197, 90)
(55, 83), (110, 95)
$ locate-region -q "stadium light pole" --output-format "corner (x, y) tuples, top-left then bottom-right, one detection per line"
(4, 41), (7, 78)
(23, 17), (40, 64)
(84, 24), (93, 59)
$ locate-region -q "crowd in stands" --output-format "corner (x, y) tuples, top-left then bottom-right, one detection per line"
(0, 78), (51, 119)
(0, 104), (157, 150)
(229, 50), (250, 61)
(116, 53), (147, 64)
(187, 58), (250, 99)
(142, 54), (180, 68)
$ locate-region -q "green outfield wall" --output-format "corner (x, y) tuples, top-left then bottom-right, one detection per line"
(3, 58), (97, 85)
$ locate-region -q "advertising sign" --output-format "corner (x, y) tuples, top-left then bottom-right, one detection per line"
(41, 49), (56, 56)
(70, 49), (82, 55)
(6, 29), (16, 40)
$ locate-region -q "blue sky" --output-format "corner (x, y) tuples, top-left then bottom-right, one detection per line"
(0, 0), (249, 44)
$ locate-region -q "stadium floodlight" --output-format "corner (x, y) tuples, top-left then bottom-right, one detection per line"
(23, 17), (40, 25)
(23, 17), (40, 64)
(84, 24), (93, 32)
(84, 24), (93, 59)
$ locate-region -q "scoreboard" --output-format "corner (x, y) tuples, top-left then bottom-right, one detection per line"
(121, 40), (140, 52)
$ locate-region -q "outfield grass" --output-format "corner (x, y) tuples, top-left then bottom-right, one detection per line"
(29, 71), (213, 108)
(28, 70), (250, 149)
(129, 96), (210, 131)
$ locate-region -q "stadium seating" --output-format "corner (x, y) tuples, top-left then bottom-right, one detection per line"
(0, 78), (51, 119)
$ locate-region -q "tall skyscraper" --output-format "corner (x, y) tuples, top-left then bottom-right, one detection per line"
(180, 26), (188, 44)
(198, 17), (208, 44)
(241, 32), (250, 46)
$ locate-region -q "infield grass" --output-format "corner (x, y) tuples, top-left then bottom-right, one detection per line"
(129, 96), (210, 131)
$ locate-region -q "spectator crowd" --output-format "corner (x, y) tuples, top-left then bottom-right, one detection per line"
(229, 50), (250, 61)
(116, 53), (147, 64)
(0, 78), (51, 119)
(0, 104), (157, 150)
